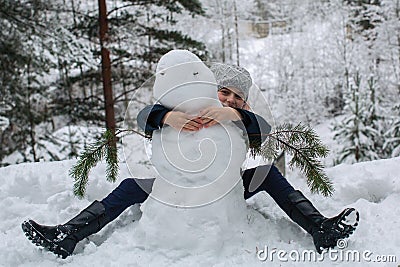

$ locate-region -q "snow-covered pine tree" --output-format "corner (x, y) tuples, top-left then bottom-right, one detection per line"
(46, 0), (209, 132)
(333, 73), (383, 163)
(0, 0), (59, 164)
(332, 0), (400, 164)
(344, 0), (385, 46)
(0, 0), (208, 165)
(384, 104), (400, 157)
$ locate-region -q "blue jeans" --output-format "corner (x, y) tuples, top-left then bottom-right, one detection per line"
(101, 165), (295, 221)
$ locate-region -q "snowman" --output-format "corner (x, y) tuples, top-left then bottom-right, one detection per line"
(133, 50), (266, 256)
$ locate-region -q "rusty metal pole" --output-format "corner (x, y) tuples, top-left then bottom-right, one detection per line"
(98, 0), (116, 136)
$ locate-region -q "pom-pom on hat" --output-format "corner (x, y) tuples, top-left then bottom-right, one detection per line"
(210, 63), (252, 100)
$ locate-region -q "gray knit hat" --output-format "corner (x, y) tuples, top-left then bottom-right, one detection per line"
(210, 63), (252, 100)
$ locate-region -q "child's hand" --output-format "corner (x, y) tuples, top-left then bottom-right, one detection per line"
(162, 111), (203, 131)
(242, 102), (250, 110)
(199, 107), (242, 128)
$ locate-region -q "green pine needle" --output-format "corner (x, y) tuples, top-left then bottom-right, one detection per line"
(69, 129), (118, 198)
(69, 124), (332, 198)
(258, 122), (334, 196)
(105, 130), (119, 183)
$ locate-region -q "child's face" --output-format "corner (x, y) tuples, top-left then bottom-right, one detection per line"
(217, 87), (246, 109)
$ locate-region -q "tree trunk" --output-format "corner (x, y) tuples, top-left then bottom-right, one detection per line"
(217, 0), (226, 62)
(26, 59), (38, 162)
(274, 151), (286, 177)
(233, 0), (240, 66)
(71, 0), (78, 28)
(396, 0), (400, 94)
(98, 0), (116, 139)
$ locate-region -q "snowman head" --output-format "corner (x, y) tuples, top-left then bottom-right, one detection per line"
(153, 50), (221, 115)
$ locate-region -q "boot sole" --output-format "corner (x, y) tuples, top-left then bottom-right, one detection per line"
(21, 220), (70, 259)
(334, 207), (359, 237)
(315, 208), (360, 253)
(330, 207), (359, 242)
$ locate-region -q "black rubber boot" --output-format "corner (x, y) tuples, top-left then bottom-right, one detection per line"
(285, 190), (359, 253)
(22, 200), (110, 259)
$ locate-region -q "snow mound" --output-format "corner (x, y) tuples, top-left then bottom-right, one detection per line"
(0, 157), (399, 266)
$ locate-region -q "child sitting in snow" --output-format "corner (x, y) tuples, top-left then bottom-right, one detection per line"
(22, 50), (359, 259)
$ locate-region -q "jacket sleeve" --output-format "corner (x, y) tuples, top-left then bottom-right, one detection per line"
(137, 105), (271, 148)
(233, 108), (271, 149)
(137, 104), (171, 136)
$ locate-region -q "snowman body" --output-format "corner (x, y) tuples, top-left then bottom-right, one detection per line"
(133, 50), (266, 255)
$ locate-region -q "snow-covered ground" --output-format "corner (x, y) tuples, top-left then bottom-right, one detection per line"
(1, 126), (399, 266)
(1, 44), (399, 265)
(1, 37), (398, 265)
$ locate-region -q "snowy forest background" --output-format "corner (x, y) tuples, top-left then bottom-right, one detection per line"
(1, 0), (400, 167)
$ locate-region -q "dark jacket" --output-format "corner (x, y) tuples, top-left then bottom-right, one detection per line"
(137, 104), (271, 150)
